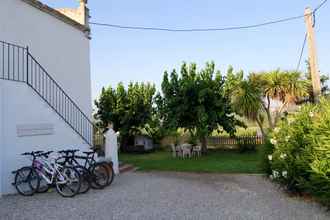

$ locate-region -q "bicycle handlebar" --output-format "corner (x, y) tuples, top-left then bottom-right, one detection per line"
(21, 151), (44, 156)
(36, 151), (53, 158)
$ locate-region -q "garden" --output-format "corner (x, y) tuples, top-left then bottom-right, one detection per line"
(120, 148), (265, 173)
(94, 61), (330, 207)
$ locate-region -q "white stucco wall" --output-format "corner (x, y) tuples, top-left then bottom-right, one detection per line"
(0, 0), (93, 195)
(0, 0), (92, 116)
(0, 81), (3, 197)
(0, 80), (90, 194)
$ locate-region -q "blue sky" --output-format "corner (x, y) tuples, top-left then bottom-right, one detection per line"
(43, 0), (330, 100)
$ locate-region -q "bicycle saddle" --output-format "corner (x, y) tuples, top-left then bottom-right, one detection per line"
(82, 151), (95, 155)
(58, 149), (79, 154)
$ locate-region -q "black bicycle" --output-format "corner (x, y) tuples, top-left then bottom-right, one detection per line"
(58, 149), (114, 193)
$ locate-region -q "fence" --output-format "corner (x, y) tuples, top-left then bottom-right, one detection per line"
(161, 135), (264, 148)
(207, 136), (264, 146)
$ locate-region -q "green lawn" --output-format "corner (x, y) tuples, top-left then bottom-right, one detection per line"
(120, 148), (266, 174)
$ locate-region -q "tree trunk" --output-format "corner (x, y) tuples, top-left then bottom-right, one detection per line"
(256, 118), (266, 140)
(262, 97), (274, 129)
(274, 102), (288, 127)
(200, 136), (208, 154)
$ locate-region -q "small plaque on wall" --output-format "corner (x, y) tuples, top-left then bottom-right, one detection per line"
(17, 123), (54, 137)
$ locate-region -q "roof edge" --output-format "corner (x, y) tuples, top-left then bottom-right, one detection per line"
(21, 0), (90, 38)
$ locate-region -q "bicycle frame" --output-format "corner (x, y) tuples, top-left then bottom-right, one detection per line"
(33, 157), (66, 185)
(61, 151), (97, 169)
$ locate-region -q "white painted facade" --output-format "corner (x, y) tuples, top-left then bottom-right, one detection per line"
(0, 81), (90, 194)
(0, 0), (91, 115)
(0, 0), (92, 195)
(0, 81), (3, 197)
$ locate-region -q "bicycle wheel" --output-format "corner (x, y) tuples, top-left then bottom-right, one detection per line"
(14, 167), (39, 196)
(26, 166), (50, 193)
(55, 166), (81, 198)
(94, 161), (114, 187)
(89, 163), (109, 189)
(36, 176), (51, 193)
(74, 165), (91, 194)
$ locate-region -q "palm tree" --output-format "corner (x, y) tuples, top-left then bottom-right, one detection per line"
(230, 80), (266, 137)
(272, 71), (309, 123)
(250, 70), (309, 128)
(249, 72), (275, 129)
(228, 69), (309, 137)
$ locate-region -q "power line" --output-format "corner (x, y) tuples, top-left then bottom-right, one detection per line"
(312, 0), (328, 27)
(314, 0), (328, 12)
(90, 14), (306, 32)
(296, 33), (307, 72)
(90, 0), (328, 32)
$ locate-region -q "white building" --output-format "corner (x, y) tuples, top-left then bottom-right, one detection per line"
(0, 0), (96, 195)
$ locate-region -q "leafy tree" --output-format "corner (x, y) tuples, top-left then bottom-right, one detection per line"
(94, 82), (156, 150)
(143, 105), (169, 146)
(158, 62), (243, 153)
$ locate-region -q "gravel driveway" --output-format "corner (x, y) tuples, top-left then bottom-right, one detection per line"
(0, 172), (329, 220)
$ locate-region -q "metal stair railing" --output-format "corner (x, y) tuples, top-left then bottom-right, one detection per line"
(0, 40), (104, 149)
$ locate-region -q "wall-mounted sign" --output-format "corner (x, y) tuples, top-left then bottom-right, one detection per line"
(16, 123), (54, 137)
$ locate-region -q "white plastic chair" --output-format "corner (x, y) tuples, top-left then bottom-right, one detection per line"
(192, 145), (202, 157)
(181, 144), (192, 158)
(171, 144), (182, 158)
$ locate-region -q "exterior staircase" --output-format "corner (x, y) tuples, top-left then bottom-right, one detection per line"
(119, 161), (138, 173)
(0, 40), (104, 149)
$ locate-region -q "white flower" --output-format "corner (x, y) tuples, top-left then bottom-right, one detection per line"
(268, 155), (273, 161)
(285, 136), (290, 142)
(282, 171), (288, 178)
(288, 119), (295, 125)
(309, 112), (314, 117)
(270, 138), (277, 145)
(280, 153), (287, 159)
(272, 170), (280, 178)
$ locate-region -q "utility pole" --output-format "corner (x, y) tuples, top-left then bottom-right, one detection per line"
(304, 7), (321, 102)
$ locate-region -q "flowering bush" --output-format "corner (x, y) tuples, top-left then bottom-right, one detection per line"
(268, 98), (330, 206)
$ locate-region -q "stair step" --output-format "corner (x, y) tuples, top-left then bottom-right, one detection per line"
(119, 163), (137, 173)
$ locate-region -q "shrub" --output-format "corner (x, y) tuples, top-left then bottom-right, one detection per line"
(261, 139), (274, 174)
(237, 137), (257, 153)
(268, 98), (330, 206)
